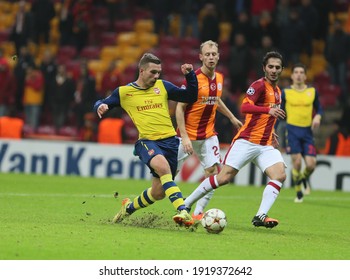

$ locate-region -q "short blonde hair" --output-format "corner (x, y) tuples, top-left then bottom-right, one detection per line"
(199, 40), (219, 53)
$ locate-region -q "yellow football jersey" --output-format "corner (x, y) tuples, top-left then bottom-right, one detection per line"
(119, 80), (175, 140)
(283, 86), (319, 127)
(93, 70), (198, 141)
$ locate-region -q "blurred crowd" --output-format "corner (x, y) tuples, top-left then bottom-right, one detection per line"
(0, 0), (349, 147)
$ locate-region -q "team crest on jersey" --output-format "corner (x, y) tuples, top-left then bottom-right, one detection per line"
(153, 88), (160, 94)
(210, 83), (216, 91)
(247, 87), (255, 95)
(148, 149), (155, 156)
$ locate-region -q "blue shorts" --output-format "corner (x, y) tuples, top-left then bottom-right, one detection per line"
(285, 124), (316, 156)
(134, 136), (180, 178)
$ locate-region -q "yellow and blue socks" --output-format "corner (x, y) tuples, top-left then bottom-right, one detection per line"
(302, 168), (312, 181)
(126, 187), (156, 215)
(292, 168), (303, 199)
(160, 174), (186, 211)
(125, 174), (187, 214)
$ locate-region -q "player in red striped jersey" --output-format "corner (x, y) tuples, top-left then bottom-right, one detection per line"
(176, 40), (242, 221)
(184, 51), (287, 228)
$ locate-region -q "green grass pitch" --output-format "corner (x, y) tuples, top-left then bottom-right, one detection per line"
(1, 173), (349, 260)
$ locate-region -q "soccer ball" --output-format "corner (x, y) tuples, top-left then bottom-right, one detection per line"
(201, 208), (227, 234)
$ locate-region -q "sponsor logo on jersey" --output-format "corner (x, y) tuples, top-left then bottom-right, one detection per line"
(137, 103), (163, 111)
(200, 96), (219, 105)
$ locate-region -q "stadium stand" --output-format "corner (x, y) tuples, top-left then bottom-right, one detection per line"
(0, 0), (348, 149)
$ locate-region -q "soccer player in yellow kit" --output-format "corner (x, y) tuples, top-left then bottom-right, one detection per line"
(94, 53), (198, 226)
(282, 63), (323, 203)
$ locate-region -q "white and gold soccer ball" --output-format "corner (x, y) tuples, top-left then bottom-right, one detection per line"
(201, 208), (227, 234)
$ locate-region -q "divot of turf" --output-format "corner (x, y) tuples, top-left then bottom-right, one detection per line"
(116, 211), (201, 233)
(121, 212), (176, 229)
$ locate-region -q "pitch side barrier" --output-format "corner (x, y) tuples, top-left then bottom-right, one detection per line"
(0, 139), (349, 191)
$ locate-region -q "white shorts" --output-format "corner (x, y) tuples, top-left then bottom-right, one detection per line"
(178, 135), (221, 170)
(223, 139), (286, 173)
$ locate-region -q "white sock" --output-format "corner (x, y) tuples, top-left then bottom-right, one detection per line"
(185, 176), (218, 209)
(256, 180), (282, 216)
(193, 190), (215, 215)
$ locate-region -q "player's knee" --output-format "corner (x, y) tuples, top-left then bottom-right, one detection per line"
(153, 164), (171, 177)
(274, 170), (287, 183)
(306, 162), (316, 172)
(269, 169), (287, 183)
(205, 166), (218, 177)
(151, 155), (171, 176)
(278, 173), (287, 183)
(293, 161), (302, 170)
